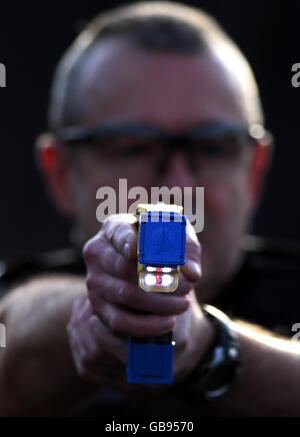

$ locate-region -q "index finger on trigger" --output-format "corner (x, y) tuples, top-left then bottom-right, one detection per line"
(103, 214), (138, 261)
(180, 219), (202, 283)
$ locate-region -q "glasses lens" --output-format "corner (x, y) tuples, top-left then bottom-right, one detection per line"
(190, 132), (250, 162)
(65, 123), (255, 179)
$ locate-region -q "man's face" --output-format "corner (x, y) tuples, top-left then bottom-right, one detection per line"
(57, 38), (263, 296)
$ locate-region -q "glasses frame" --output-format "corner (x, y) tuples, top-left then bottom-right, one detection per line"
(55, 121), (269, 177)
(56, 121), (266, 147)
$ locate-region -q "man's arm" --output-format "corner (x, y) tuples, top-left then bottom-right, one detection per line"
(203, 320), (300, 416)
(0, 275), (96, 416)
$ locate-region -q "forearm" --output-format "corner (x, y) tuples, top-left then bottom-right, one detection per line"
(206, 320), (300, 416)
(0, 275), (97, 416)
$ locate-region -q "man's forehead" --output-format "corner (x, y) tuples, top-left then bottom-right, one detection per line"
(77, 38), (249, 128)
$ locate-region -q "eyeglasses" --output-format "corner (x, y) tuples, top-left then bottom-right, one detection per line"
(56, 121), (266, 178)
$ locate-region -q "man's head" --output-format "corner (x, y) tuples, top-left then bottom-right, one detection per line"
(37, 1), (272, 297)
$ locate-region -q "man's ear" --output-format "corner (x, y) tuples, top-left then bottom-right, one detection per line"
(35, 133), (75, 217)
(248, 132), (274, 209)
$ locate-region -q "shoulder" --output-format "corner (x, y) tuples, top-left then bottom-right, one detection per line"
(242, 234), (300, 273)
(0, 248), (85, 298)
(217, 235), (300, 334)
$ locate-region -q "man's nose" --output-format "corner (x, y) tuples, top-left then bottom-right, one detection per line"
(156, 149), (196, 190)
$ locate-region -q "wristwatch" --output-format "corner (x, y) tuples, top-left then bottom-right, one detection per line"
(174, 304), (241, 401)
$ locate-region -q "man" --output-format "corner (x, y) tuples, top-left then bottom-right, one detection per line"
(0, 1), (300, 416)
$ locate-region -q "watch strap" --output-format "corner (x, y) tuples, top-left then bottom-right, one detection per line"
(173, 305), (241, 401)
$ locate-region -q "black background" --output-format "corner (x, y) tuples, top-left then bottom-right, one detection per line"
(0, 0), (299, 261)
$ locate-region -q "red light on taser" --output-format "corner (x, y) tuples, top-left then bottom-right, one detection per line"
(156, 274), (162, 285)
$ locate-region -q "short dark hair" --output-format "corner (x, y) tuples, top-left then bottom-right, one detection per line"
(48, 1), (264, 133)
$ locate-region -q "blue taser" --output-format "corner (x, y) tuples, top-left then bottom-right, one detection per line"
(127, 204), (187, 384)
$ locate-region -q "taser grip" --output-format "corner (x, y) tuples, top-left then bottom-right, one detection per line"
(127, 333), (174, 384)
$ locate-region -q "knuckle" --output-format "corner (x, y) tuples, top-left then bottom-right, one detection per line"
(83, 238), (98, 263)
(87, 285), (105, 313)
(86, 272), (100, 292)
(102, 214), (118, 227)
(76, 362), (91, 380)
(82, 347), (102, 366)
(110, 222), (124, 246)
(83, 233), (107, 264)
(97, 232), (109, 249)
(102, 216), (113, 231)
(108, 312), (123, 335)
(91, 346), (105, 363)
(188, 238), (201, 255)
(103, 215), (120, 239)
(117, 283), (132, 306)
(115, 253), (128, 276)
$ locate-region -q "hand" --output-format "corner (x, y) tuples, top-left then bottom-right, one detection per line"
(172, 290), (216, 385)
(67, 296), (130, 391)
(67, 213), (208, 390)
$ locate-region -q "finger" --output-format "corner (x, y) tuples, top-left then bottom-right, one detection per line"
(76, 322), (123, 371)
(88, 315), (128, 364)
(89, 238), (138, 283)
(71, 296), (87, 320)
(76, 297), (93, 321)
(68, 298), (97, 360)
(83, 218), (139, 282)
(94, 297), (176, 337)
(103, 214), (138, 260)
(181, 220), (202, 282)
(75, 360), (106, 384)
(172, 272), (194, 297)
(87, 270), (190, 315)
(68, 307), (127, 372)
(68, 322), (88, 366)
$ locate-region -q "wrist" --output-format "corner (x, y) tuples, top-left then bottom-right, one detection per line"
(173, 303), (217, 385)
(188, 308), (217, 375)
(172, 305), (241, 401)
